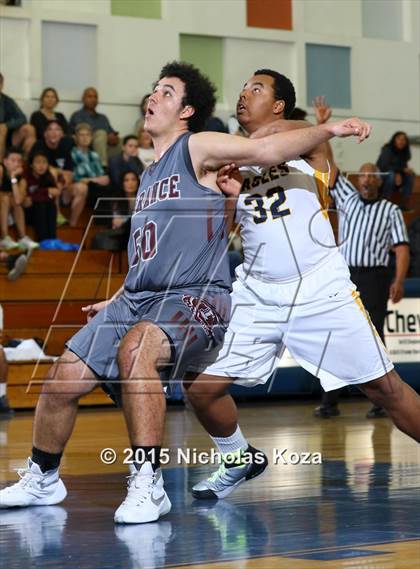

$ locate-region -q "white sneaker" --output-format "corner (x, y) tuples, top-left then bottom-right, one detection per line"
(0, 235), (19, 250)
(114, 461), (171, 524)
(0, 458), (67, 508)
(18, 235), (39, 250)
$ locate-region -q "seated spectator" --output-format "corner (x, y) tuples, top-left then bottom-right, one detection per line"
(204, 114), (228, 133)
(70, 87), (120, 166)
(0, 72), (36, 161)
(108, 135), (143, 189)
(289, 107), (308, 120)
(29, 120), (82, 226)
(112, 170), (139, 229)
(92, 170), (139, 251)
(71, 123), (111, 216)
(377, 131), (415, 211)
(23, 152), (60, 242)
(134, 93), (151, 135)
(0, 148), (38, 250)
(30, 87), (69, 140)
(137, 128), (155, 169)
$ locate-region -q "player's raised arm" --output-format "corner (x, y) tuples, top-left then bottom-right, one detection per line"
(189, 118), (371, 172)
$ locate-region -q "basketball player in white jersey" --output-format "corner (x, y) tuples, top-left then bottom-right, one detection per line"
(185, 69), (420, 500)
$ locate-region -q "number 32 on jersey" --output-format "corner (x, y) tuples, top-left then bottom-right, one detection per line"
(244, 186), (291, 224)
(131, 221), (158, 266)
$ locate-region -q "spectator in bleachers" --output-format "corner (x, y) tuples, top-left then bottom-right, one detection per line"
(71, 123), (111, 216)
(289, 107), (308, 120)
(30, 87), (69, 141)
(92, 170), (139, 251)
(137, 128), (155, 169)
(29, 120), (80, 226)
(112, 170), (139, 229)
(70, 87), (120, 166)
(108, 135), (143, 189)
(377, 131), (415, 211)
(23, 151), (60, 241)
(0, 147), (38, 250)
(134, 93), (151, 135)
(0, 72), (36, 161)
(204, 114), (228, 133)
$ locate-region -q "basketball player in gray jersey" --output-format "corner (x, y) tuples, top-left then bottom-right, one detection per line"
(0, 61), (370, 524)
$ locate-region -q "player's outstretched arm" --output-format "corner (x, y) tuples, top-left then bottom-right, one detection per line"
(189, 118), (371, 171)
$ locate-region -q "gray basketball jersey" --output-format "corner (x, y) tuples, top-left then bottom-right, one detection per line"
(124, 132), (231, 293)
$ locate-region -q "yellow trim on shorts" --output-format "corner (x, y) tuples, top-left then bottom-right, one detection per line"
(351, 289), (387, 349)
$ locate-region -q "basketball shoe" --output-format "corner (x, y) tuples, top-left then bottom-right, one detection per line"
(114, 461), (171, 524)
(0, 459), (67, 508)
(192, 445), (268, 499)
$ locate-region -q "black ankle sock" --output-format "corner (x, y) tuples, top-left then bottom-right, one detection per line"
(31, 447), (63, 473)
(131, 446), (161, 471)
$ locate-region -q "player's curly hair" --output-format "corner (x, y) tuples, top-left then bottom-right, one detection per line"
(159, 61), (217, 133)
(254, 69), (296, 118)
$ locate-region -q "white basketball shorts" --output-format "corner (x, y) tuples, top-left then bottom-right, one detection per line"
(202, 252), (394, 391)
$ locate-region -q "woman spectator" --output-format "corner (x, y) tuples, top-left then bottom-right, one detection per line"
(112, 170), (139, 229)
(30, 88), (69, 141)
(23, 151), (60, 241)
(91, 170), (140, 251)
(377, 131), (415, 211)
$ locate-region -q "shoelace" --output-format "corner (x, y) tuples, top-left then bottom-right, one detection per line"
(121, 472), (156, 506)
(8, 467), (44, 490)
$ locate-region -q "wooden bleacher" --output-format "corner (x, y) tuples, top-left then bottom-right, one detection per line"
(1, 219), (126, 409)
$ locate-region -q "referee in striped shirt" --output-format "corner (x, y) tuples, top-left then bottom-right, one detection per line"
(313, 99), (410, 418)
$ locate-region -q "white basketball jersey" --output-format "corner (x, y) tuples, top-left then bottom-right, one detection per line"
(236, 159), (337, 281)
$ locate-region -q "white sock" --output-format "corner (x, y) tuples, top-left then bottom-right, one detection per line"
(211, 425), (248, 455)
(0, 384), (6, 397)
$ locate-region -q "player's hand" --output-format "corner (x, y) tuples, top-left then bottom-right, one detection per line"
(389, 280), (404, 303)
(217, 163), (242, 197)
(328, 118), (371, 142)
(81, 299), (111, 321)
(313, 96), (332, 124)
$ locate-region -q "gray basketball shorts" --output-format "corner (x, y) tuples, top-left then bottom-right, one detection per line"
(66, 286), (231, 396)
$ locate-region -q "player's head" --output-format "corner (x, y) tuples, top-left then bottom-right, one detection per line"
(356, 163), (382, 200)
(145, 61), (216, 136)
(237, 69), (296, 133)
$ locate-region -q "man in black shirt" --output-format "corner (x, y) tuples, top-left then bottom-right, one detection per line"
(30, 121), (87, 226)
(0, 73), (36, 161)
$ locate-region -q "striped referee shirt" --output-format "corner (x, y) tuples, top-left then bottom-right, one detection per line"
(331, 173), (409, 267)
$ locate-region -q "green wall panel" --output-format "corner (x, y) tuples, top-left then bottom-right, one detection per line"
(111, 0), (161, 19)
(180, 34), (223, 102)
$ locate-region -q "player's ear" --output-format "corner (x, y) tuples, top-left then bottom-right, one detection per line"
(273, 99), (285, 115)
(180, 105), (195, 120)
